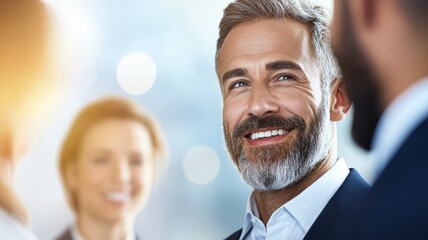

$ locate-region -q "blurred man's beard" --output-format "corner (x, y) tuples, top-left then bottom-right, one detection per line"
(223, 103), (332, 191)
(332, 0), (382, 150)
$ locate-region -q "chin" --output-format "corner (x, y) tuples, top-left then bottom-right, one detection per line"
(99, 210), (132, 224)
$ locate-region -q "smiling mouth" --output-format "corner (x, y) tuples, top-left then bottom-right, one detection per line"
(246, 128), (289, 140)
(105, 191), (132, 203)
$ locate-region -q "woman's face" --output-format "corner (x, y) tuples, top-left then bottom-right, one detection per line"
(70, 119), (155, 223)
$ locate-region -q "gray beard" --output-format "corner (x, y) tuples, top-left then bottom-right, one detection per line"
(225, 101), (333, 191)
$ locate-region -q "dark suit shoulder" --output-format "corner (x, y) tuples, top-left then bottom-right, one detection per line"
(333, 168), (370, 216)
(225, 229), (242, 240)
(55, 228), (73, 240)
(348, 117), (428, 240)
(304, 169), (370, 240)
(375, 116), (428, 191)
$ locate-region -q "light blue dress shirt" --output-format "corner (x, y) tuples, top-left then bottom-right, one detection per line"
(371, 76), (428, 179)
(240, 158), (349, 240)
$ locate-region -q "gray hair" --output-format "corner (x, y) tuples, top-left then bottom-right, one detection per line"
(215, 0), (340, 89)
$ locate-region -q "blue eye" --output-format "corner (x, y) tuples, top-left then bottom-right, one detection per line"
(278, 75), (294, 81)
(229, 81), (248, 90)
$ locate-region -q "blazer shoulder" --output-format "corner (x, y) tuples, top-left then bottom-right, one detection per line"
(303, 169), (370, 240)
(339, 169), (369, 197)
(225, 229), (242, 240)
(333, 169), (370, 215)
(345, 117), (428, 240)
(375, 116), (428, 190)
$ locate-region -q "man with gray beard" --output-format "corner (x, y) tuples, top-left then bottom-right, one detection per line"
(215, 0), (370, 239)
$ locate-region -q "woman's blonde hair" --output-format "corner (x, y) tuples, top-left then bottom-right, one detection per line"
(0, 0), (52, 225)
(59, 97), (168, 212)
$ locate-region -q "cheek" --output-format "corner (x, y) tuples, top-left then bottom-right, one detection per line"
(132, 167), (154, 200)
(73, 167), (104, 210)
(223, 97), (246, 130)
(77, 165), (108, 194)
(76, 167), (95, 189)
(275, 90), (319, 119)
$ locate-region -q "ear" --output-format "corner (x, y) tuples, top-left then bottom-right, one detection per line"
(330, 78), (352, 122)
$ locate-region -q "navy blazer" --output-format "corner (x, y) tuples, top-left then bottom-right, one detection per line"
(346, 117), (428, 240)
(225, 169), (370, 240)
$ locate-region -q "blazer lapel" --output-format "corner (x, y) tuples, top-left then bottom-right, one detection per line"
(304, 169), (370, 240)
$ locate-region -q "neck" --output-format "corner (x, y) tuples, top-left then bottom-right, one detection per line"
(76, 213), (133, 240)
(253, 149), (337, 225)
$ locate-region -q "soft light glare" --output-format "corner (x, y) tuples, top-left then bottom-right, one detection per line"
(182, 146), (220, 185)
(116, 52), (157, 95)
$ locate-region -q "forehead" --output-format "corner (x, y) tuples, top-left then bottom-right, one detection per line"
(81, 119), (151, 150)
(217, 18), (315, 75)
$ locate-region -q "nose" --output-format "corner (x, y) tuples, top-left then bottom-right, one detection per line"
(113, 159), (131, 183)
(247, 84), (280, 117)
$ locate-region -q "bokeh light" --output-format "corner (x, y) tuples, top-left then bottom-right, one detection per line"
(182, 145), (221, 185)
(116, 52), (157, 95)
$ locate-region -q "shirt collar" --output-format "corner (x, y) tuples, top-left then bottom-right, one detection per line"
(240, 158), (349, 237)
(240, 194), (258, 239)
(371, 76), (428, 178)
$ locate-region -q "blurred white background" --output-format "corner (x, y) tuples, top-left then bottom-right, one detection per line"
(14, 0), (376, 239)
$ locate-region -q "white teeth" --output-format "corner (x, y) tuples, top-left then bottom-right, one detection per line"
(250, 133), (257, 140)
(249, 129), (288, 140)
(105, 191), (131, 202)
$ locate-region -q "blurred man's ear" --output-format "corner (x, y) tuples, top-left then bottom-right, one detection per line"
(330, 78), (352, 122)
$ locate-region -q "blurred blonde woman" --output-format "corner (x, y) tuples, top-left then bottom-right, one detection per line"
(0, 0), (56, 239)
(56, 97), (168, 240)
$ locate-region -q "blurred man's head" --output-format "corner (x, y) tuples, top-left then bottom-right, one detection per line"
(0, 0), (54, 119)
(331, 0), (428, 150)
(216, 0), (350, 191)
(0, 0), (57, 224)
(0, 0), (57, 159)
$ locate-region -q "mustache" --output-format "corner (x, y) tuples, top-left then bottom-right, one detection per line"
(232, 115), (306, 139)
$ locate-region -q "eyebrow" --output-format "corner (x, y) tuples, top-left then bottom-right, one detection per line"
(90, 149), (111, 155)
(221, 68), (249, 85)
(265, 60), (303, 72)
